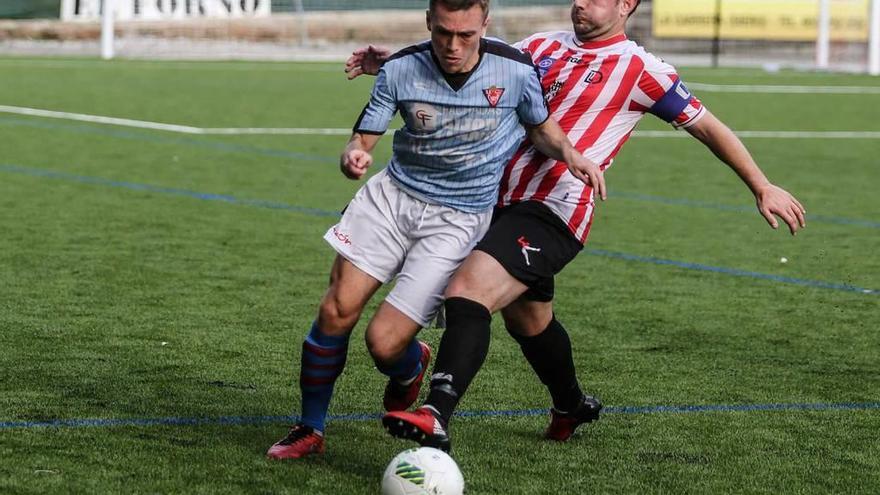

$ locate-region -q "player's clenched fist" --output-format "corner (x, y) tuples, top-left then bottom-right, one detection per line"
(340, 149), (373, 180)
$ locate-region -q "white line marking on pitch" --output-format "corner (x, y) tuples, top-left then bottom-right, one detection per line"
(2, 59), (880, 92)
(0, 105), (349, 135)
(687, 82), (880, 94)
(0, 59), (340, 72)
(634, 130), (880, 139)
(2, 105), (879, 139)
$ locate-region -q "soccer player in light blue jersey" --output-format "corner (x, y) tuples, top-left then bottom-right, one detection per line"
(267, 0), (605, 460)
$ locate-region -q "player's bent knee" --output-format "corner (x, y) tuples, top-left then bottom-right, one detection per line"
(502, 305), (551, 338)
(364, 331), (407, 365)
(444, 274), (478, 299)
(317, 296), (362, 334)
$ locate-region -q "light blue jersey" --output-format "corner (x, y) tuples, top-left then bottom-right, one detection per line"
(354, 39), (549, 213)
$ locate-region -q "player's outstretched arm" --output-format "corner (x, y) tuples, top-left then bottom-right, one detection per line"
(340, 132), (381, 180)
(686, 110), (806, 235)
(525, 118), (607, 201)
(344, 45), (392, 80)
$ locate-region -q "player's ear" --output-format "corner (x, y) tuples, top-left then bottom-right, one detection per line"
(482, 14), (490, 34)
(426, 10), (432, 32)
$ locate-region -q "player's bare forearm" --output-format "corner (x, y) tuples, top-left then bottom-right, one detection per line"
(686, 111), (770, 195)
(525, 119), (607, 200)
(340, 132), (381, 180)
(687, 110), (806, 234)
(525, 118), (582, 165)
(345, 132), (381, 154)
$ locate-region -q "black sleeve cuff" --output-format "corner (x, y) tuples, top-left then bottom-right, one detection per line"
(353, 129), (386, 135)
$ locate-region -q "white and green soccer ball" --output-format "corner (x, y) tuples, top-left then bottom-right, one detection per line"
(381, 447), (465, 495)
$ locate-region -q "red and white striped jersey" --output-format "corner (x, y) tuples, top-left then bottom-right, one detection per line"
(499, 31), (706, 243)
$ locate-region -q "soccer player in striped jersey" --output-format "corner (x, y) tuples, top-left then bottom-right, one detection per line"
(267, 0), (605, 460)
(349, 0), (806, 452)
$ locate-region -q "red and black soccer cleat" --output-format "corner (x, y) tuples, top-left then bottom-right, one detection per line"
(383, 341), (432, 412)
(382, 406), (451, 453)
(545, 394), (603, 441)
(266, 424), (325, 459)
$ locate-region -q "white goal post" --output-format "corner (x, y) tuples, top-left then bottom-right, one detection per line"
(870, 0), (880, 74)
(816, 0), (880, 74)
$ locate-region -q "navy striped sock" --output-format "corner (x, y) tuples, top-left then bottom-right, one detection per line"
(376, 338), (424, 383)
(298, 322), (349, 433)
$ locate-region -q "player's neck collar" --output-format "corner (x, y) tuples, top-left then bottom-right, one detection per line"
(430, 38), (486, 92)
(574, 33), (627, 49)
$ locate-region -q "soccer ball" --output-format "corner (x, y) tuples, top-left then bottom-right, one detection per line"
(381, 447), (465, 495)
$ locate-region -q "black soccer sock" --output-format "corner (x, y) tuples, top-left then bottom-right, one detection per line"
(509, 316), (583, 413)
(425, 297), (492, 426)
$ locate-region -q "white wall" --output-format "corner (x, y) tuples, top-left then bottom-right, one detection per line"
(61, 0), (271, 21)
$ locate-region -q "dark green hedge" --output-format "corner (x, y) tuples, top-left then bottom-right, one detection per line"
(0, 0), (60, 19)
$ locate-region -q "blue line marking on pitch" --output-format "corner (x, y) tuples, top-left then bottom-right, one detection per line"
(0, 117), (337, 164)
(1, 163), (876, 296)
(4, 116), (876, 230)
(2, 402), (878, 430)
(586, 249), (878, 295)
(0, 163), (341, 218)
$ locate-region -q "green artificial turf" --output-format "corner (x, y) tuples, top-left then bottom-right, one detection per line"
(1, 58), (878, 494)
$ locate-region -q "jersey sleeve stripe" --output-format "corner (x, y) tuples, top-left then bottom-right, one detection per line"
(674, 105), (707, 129)
(636, 71), (667, 101)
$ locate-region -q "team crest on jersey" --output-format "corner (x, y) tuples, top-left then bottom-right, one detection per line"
(483, 86), (505, 108)
(537, 56), (556, 77)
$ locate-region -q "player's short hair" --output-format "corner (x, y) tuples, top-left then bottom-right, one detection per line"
(428, 0), (490, 18)
(628, 0), (643, 17)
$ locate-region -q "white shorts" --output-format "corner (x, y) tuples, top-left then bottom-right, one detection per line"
(324, 169), (491, 328)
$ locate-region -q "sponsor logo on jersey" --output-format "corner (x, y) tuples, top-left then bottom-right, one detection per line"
(333, 227), (352, 245)
(545, 80), (564, 102)
(483, 85), (505, 108)
(415, 109), (433, 127)
(409, 103), (440, 131)
(585, 69), (604, 85)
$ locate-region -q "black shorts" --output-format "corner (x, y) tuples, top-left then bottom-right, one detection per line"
(474, 201), (583, 302)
